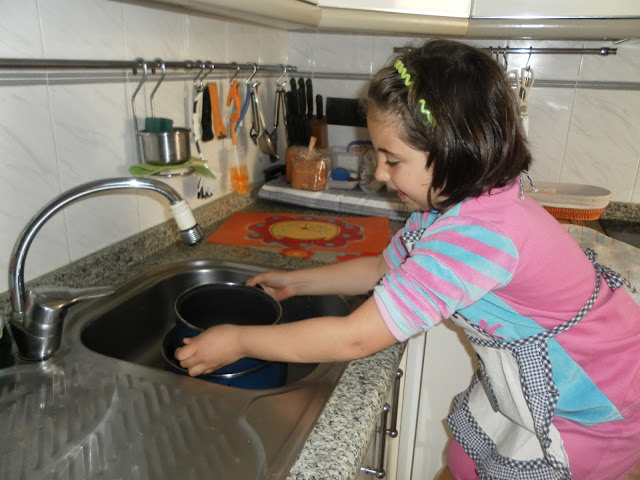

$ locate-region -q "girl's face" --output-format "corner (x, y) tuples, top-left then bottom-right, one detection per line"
(367, 108), (439, 211)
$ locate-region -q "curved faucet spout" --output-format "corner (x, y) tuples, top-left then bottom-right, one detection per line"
(8, 177), (203, 361)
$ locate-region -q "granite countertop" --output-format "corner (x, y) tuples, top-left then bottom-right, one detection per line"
(0, 191), (405, 480)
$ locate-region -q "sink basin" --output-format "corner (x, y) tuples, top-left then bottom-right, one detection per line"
(44, 259), (360, 480)
(0, 259), (360, 480)
(78, 259), (352, 385)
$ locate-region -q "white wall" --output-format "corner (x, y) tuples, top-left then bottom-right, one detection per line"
(0, 0), (289, 294)
(289, 33), (640, 202)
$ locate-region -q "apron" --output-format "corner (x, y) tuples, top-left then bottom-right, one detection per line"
(446, 248), (637, 480)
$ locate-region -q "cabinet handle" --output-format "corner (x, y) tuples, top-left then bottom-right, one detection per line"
(360, 403), (390, 479)
(385, 369), (403, 438)
(360, 367), (403, 478)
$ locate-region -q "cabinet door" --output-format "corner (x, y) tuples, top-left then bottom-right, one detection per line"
(316, 0), (470, 18)
(472, 0), (640, 18)
(395, 322), (477, 479)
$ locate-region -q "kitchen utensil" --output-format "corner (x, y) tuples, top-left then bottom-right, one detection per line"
(227, 79), (249, 194)
(269, 70), (288, 163)
(137, 128), (192, 164)
(316, 94), (324, 121)
(306, 78), (313, 119)
(168, 282), (285, 388)
(286, 90), (300, 146)
(200, 82), (214, 142)
(145, 59), (173, 133)
(297, 78), (310, 143)
(209, 82), (227, 139)
(175, 282), (282, 333)
(310, 94), (328, 149)
(163, 282), (286, 388)
(298, 77), (306, 116)
(507, 66), (534, 136)
(131, 59), (191, 165)
(191, 64), (216, 198)
(251, 84), (278, 158)
(162, 327), (287, 389)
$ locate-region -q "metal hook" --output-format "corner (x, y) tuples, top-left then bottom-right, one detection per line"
(245, 63), (258, 85)
(229, 62), (241, 86)
(149, 58), (165, 118)
(525, 46), (533, 71)
(276, 65), (287, 87)
(200, 61), (215, 85)
(192, 60), (206, 90)
(131, 58), (148, 125)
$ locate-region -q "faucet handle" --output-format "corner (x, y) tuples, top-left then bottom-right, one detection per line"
(11, 286), (114, 361)
(24, 286), (115, 326)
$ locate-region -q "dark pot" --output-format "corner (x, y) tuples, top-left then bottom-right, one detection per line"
(167, 282), (286, 389)
(175, 282), (282, 333)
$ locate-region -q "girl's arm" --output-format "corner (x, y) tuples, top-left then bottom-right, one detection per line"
(175, 296), (397, 377)
(246, 254), (390, 301)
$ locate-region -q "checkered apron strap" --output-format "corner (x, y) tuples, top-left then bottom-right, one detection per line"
(584, 247), (637, 293)
(400, 227), (427, 254)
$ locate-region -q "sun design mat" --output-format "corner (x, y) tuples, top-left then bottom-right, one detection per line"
(207, 212), (391, 260)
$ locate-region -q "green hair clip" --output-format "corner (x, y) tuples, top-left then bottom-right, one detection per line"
(394, 60), (436, 126)
(394, 59), (413, 86)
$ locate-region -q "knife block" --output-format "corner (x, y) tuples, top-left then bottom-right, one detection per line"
(310, 117), (329, 149)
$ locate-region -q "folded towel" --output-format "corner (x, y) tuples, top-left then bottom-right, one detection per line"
(129, 157), (216, 179)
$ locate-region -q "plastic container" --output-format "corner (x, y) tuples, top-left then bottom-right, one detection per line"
(525, 182), (612, 220)
(329, 146), (363, 172)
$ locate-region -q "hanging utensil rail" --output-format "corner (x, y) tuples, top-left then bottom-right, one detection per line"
(393, 46), (617, 56)
(0, 58), (297, 74)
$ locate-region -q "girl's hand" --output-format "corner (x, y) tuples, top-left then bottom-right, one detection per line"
(246, 270), (296, 301)
(174, 324), (243, 377)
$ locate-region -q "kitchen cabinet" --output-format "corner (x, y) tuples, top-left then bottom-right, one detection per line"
(472, 0), (640, 19)
(357, 319), (476, 480)
(394, 323), (477, 479)
(138, 0), (640, 38)
(313, 0), (470, 19)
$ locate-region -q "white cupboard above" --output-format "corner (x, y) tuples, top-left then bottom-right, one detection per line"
(472, 0), (640, 19)
(312, 0), (471, 19)
(136, 0), (640, 39)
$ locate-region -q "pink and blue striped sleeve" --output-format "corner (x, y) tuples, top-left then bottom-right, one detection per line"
(374, 217), (519, 341)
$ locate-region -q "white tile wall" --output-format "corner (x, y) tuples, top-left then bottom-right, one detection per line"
(293, 33), (640, 205)
(0, 0), (289, 293)
(1, 1), (639, 294)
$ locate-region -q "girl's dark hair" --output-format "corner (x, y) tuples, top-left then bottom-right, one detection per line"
(363, 39), (531, 209)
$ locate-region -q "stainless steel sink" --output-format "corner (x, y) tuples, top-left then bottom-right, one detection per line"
(1, 260), (358, 480)
(79, 259), (351, 386)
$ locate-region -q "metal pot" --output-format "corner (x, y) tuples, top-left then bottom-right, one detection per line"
(138, 127), (191, 165)
(166, 282), (287, 389)
(161, 327), (287, 389)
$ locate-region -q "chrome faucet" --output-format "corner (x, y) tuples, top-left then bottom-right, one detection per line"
(6, 177), (204, 361)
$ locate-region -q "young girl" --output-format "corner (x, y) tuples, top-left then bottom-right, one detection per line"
(175, 39), (640, 479)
